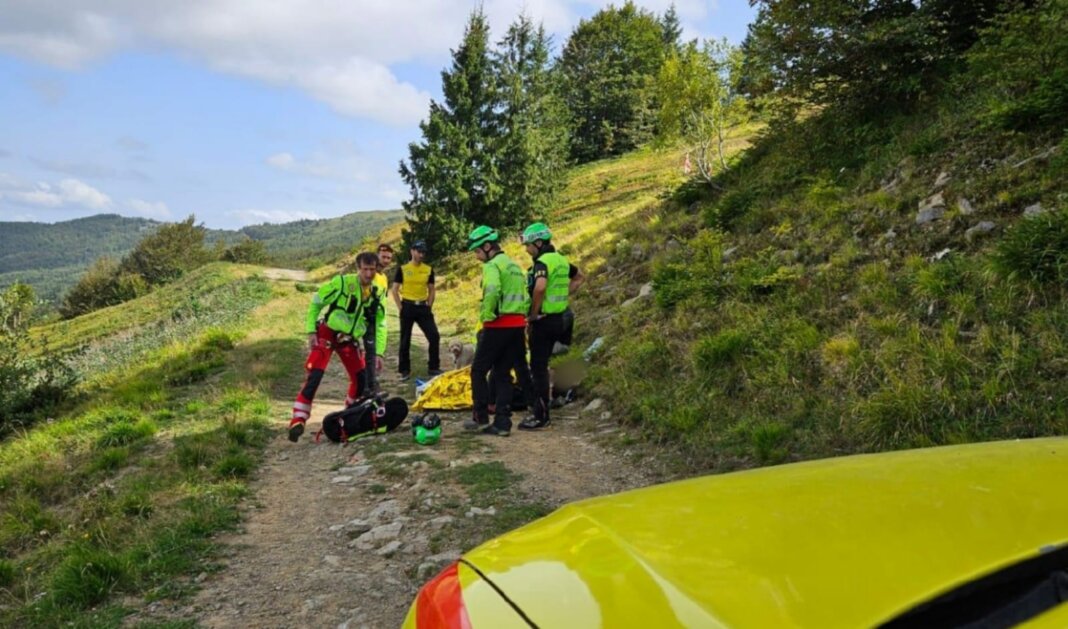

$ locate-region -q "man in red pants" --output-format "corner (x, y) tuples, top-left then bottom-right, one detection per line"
(289, 251), (387, 442)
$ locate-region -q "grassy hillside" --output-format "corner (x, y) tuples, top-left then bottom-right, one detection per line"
(582, 58), (1068, 468)
(0, 263), (303, 626)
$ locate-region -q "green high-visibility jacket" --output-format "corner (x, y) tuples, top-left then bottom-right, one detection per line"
(479, 252), (530, 323)
(305, 274), (387, 354)
(535, 251), (571, 315)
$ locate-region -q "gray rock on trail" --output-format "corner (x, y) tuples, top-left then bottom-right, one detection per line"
(344, 519), (373, 538)
(965, 221), (997, 242)
(336, 465), (372, 476)
(957, 198), (975, 216)
(330, 476), (354, 485)
(1024, 203), (1046, 218)
(354, 521), (404, 549)
(933, 171), (951, 189)
(376, 541), (403, 556)
(584, 398), (605, 414)
(369, 499), (402, 522)
(465, 506), (497, 518)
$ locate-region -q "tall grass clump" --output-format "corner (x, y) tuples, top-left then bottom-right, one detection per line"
(995, 209), (1068, 283)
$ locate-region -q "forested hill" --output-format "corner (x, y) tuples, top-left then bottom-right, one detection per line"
(235, 210), (402, 267)
(0, 214), (159, 275)
(0, 209), (403, 303)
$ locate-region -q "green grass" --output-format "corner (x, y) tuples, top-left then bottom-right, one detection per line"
(0, 262), (292, 627)
(453, 461), (522, 506)
(582, 43), (1068, 472)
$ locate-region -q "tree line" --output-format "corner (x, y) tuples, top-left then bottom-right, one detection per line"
(400, 2), (718, 255)
(401, 0), (1061, 253)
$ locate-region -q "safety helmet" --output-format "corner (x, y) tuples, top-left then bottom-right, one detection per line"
(411, 413), (442, 445)
(521, 222), (552, 245)
(466, 225), (499, 251)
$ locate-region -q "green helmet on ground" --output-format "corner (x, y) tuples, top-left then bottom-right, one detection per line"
(412, 413), (441, 445)
(521, 222), (552, 244)
(467, 225), (499, 251)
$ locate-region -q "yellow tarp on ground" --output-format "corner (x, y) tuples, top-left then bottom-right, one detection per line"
(411, 367), (473, 411)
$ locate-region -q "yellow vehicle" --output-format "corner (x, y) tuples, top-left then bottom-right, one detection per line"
(404, 438), (1068, 628)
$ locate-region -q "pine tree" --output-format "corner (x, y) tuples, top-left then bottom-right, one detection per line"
(494, 16), (570, 230)
(661, 3), (683, 50)
(399, 10), (500, 256)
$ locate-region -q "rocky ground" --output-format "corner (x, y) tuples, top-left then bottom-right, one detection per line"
(130, 330), (659, 629)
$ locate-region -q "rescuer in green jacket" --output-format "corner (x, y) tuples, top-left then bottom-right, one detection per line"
(517, 222), (584, 430)
(288, 251), (387, 442)
(463, 225), (530, 436)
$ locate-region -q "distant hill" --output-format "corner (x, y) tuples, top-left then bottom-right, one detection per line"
(237, 210), (403, 268)
(0, 210), (405, 304)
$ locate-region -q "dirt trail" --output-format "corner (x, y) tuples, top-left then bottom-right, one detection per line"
(138, 303), (657, 628)
(261, 268), (310, 282)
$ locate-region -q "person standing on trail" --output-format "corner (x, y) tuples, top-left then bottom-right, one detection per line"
(464, 226), (530, 437)
(517, 222), (584, 431)
(360, 243), (395, 393)
(289, 252), (387, 442)
(375, 243), (395, 293)
(392, 240), (441, 381)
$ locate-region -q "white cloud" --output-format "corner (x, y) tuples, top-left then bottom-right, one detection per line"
(266, 152), (295, 170)
(229, 208), (321, 225)
(128, 198), (171, 219)
(0, 1), (671, 127)
(265, 148), (374, 182)
(0, 9), (121, 68)
(0, 173), (113, 211)
(57, 178), (112, 210)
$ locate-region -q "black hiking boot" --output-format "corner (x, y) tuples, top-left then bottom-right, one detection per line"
(518, 416), (551, 431)
(288, 420), (305, 443)
(463, 418), (489, 431)
(480, 424), (510, 437)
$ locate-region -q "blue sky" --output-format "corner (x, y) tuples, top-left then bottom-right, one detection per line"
(0, 1), (756, 230)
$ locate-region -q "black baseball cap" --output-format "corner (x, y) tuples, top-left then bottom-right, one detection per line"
(411, 240), (428, 252)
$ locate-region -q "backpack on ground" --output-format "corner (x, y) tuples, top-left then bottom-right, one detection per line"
(319, 396), (409, 443)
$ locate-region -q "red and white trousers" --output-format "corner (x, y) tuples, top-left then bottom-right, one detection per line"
(291, 323), (366, 427)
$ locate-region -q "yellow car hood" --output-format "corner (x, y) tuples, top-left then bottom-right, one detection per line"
(463, 438), (1068, 628)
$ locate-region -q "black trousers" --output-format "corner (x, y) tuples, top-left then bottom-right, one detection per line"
(486, 353), (534, 411)
(471, 327), (526, 430)
(398, 301), (440, 374)
(529, 314), (566, 422)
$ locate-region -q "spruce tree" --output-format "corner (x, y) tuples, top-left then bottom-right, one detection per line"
(494, 16), (570, 230)
(399, 10), (500, 256)
(661, 3), (683, 51)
